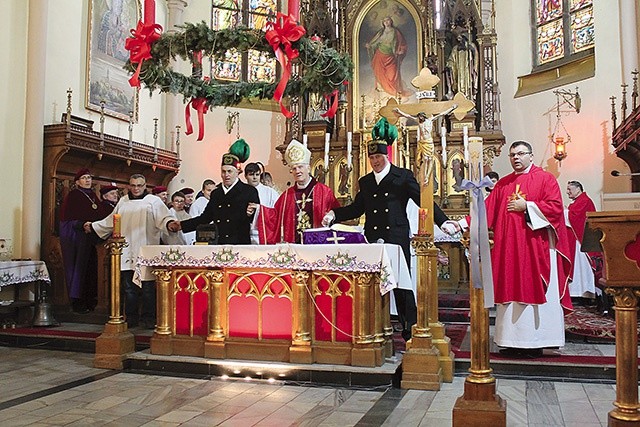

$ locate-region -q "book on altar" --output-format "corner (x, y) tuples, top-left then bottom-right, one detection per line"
(302, 224), (367, 245)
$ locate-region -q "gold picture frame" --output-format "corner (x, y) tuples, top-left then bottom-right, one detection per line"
(86, 0), (141, 121)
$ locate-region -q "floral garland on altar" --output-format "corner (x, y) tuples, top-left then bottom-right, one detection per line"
(125, 20), (353, 115)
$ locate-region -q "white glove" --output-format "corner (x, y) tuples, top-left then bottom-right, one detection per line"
(440, 220), (460, 236)
(322, 211), (335, 227)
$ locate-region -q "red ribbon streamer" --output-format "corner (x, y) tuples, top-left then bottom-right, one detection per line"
(265, 13), (305, 118)
(185, 98), (208, 141)
(321, 90), (339, 118)
(125, 20), (163, 87)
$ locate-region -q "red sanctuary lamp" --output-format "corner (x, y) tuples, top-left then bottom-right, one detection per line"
(552, 135), (568, 162)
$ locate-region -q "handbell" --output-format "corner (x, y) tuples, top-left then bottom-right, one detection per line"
(32, 302), (58, 327)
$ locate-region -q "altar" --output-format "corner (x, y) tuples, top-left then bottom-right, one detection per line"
(135, 243), (411, 367)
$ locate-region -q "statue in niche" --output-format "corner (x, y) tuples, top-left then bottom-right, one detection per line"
(306, 92), (327, 122)
(444, 32), (479, 101)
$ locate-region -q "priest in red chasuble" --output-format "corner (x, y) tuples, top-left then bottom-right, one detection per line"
(565, 180), (598, 298)
(257, 140), (339, 244)
(475, 141), (573, 357)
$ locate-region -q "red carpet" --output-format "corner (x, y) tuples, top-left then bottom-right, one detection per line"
(564, 305), (637, 342)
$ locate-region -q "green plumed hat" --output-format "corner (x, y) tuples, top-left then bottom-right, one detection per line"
(368, 118), (398, 155)
(222, 138), (250, 167)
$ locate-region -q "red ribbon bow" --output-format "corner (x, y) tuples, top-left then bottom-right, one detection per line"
(265, 13), (306, 118)
(125, 20), (163, 87)
(185, 98), (208, 141)
(321, 80), (348, 119)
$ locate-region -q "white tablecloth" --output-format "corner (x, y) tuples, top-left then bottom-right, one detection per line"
(0, 261), (50, 288)
(134, 243), (411, 295)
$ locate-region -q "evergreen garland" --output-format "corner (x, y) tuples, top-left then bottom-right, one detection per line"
(126, 21), (353, 108)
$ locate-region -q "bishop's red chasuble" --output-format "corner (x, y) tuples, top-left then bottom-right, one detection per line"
(567, 191), (598, 260)
(258, 179), (340, 244)
(485, 165), (573, 312)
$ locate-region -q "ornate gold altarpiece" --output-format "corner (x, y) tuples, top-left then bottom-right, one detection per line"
(134, 243), (411, 367)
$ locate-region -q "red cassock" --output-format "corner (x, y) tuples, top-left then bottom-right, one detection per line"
(257, 182), (340, 244)
(485, 165), (573, 312)
(567, 191), (597, 261)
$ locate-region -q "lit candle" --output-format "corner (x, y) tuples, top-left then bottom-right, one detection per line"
(302, 134), (308, 148)
(440, 126), (447, 165)
(463, 125), (469, 164)
(324, 133), (330, 167)
(418, 208), (429, 235)
(347, 132), (353, 168)
(112, 214), (121, 238)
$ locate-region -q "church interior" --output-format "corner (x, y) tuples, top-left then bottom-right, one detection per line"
(1, 0), (640, 425)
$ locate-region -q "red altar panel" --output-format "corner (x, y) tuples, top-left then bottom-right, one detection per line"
(314, 274), (353, 342)
(227, 272), (293, 339)
(175, 272), (209, 336)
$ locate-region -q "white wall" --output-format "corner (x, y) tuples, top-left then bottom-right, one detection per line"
(494, 0), (633, 209)
(0, 1), (28, 252)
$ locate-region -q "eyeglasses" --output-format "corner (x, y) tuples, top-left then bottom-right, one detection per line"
(508, 151), (532, 158)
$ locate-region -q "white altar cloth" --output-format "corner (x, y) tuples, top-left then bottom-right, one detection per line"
(134, 243), (411, 295)
(0, 261), (50, 288)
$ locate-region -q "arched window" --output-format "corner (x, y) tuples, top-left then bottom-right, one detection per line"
(533, 0), (594, 67)
(211, 0), (278, 83)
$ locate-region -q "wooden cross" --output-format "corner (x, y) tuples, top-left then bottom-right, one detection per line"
(378, 68), (475, 123)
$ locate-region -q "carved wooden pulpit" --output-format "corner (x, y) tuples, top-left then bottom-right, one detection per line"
(585, 211), (640, 426)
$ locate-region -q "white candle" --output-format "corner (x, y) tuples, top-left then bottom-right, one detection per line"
(463, 125), (469, 164)
(324, 133), (330, 167)
(440, 126), (447, 165)
(302, 134), (308, 148)
(347, 132), (352, 168)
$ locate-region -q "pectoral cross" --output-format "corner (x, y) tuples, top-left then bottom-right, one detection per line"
(296, 192), (313, 242)
(509, 184), (526, 201)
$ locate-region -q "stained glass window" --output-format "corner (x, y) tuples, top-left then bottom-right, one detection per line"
(211, 0), (278, 83)
(534, 0), (594, 66)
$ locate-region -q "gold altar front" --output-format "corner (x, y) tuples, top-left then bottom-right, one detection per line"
(137, 244), (407, 368)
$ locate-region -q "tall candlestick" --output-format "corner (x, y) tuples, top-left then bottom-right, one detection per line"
(288, 0), (300, 21)
(440, 126), (447, 165)
(128, 111), (134, 149)
(112, 214), (121, 238)
(347, 131), (353, 168)
(302, 134), (308, 147)
(324, 133), (330, 168)
(176, 125), (181, 158)
(463, 125), (469, 164)
(153, 118), (158, 151)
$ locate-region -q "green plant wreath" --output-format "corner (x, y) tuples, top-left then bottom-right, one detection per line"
(126, 21), (353, 109)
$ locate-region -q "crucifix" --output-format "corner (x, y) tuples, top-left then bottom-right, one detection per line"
(379, 68), (474, 388)
(379, 67), (474, 237)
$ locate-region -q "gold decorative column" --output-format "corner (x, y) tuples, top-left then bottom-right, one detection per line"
(351, 272), (381, 367)
(401, 235), (443, 390)
(585, 211), (640, 426)
(150, 269), (173, 355)
(453, 234), (506, 426)
(94, 237), (135, 369)
(606, 287), (640, 426)
(289, 270), (313, 363)
(204, 270), (226, 359)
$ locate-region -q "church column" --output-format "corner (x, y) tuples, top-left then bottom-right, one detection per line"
(22, 0), (48, 258)
(289, 271), (313, 363)
(165, 0), (189, 150)
(204, 270), (227, 359)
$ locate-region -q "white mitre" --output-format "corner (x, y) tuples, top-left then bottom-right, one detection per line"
(284, 139), (311, 166)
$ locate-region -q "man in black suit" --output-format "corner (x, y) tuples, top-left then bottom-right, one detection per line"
(322, 135), (453, 341)
(169, 140), (259, 244)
